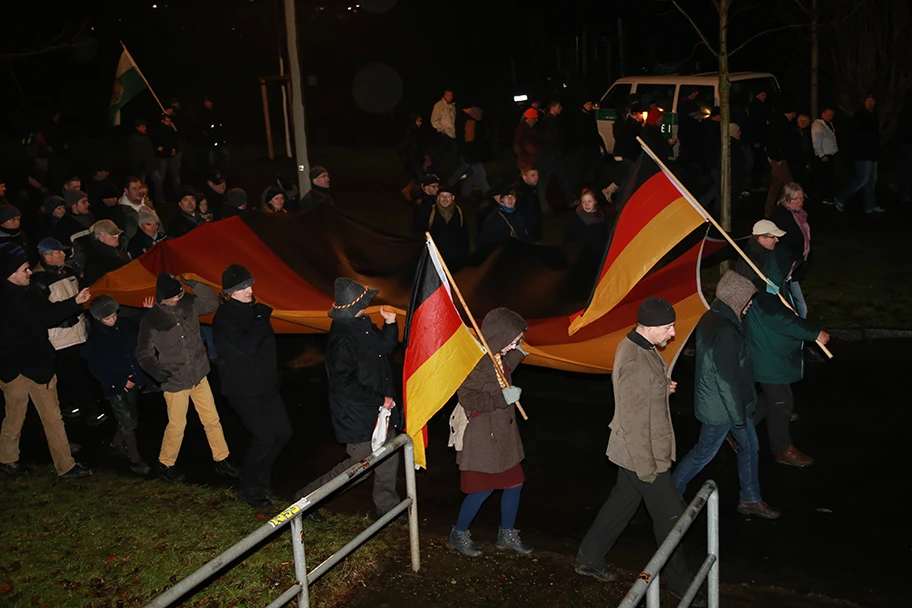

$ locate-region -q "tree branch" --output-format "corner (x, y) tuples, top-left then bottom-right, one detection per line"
(671, 0), (719, 57)
(729, 23), (808, 56)
(0, 21), (89, 60)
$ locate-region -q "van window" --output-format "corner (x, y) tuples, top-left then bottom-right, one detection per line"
(677, 85), (715, 117)
(600, 84), (632, 112)
(634, 84), (676, 111)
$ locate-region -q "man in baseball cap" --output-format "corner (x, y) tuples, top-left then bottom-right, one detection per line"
(734, 219), (787, 290)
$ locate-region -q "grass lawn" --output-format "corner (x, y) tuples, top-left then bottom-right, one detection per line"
(0, 471), (398, 607)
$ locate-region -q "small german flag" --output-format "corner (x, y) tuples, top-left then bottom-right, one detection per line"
(569, 140), (710, 335)
(403, 240), (484, 468)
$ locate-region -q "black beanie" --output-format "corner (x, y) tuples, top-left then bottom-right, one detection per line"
(0, 243), (28, 280)
(637, 297), (676, 327)
(222, 264), (254, 294)
(225, 188), (247, 208)
(156, 272), (183, 302)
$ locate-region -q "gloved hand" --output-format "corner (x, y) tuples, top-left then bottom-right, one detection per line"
(639, 472), (657, 484)
(502, 386), (522, 404)
(154, 369), (172, 384)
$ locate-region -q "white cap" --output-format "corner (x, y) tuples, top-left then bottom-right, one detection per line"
(752, 219), (786, 237)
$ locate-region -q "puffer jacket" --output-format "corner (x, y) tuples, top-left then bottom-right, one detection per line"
(30, 262), (87, 350)
(136, 280), (219, 391)
(693, 272), (758, 427)
(456, 308), (527, 474)
(606, 330), (676, 479)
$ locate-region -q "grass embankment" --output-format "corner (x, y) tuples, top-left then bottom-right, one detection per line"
(0, 471), (397, 607)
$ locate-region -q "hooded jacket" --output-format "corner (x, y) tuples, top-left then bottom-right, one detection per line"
(326, 315), (399, 444)
(136, 280), (219, 391)
(456, 308), (527, 474)
(693, 272), (758, 427)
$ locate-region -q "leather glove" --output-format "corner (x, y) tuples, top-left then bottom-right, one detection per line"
(639, 472), (658, 484)
(502, 386), (522, 404)
(155, 369), (172, 384)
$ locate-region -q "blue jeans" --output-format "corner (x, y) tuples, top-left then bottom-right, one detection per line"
(673, 419), (761, 504)
(789, 281), (807, 318)
(836, 160), (878, 211)
(199, 325), (218, 360)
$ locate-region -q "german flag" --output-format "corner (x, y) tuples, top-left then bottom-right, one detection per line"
(402, 240), (484, 468)
(568, 139), (710, 335)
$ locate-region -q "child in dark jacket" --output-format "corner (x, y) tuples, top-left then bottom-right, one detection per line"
(82, 295), (154, 475)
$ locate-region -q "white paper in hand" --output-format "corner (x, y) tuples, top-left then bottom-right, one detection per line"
(371, 406), (392, 451)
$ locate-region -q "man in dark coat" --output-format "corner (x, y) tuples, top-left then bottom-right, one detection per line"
(412, 185), (469, 271)
(570, 100), (607, 192)
(0, 243), (92, 479)
(82, 220), (129, 286)
(167, 188), (201, 239)
(301, 166), (334, 209)
(54, 189), (95, 246)
(537, 101), (575, 212)
(477, 189), (532, 256)
(128, 209), (166, 260)
(213, 265), (292, 507)
(152, 113), (180, 200)
(764, 99), (800, 217)
(293, 278), (402, 523)
(514, 168), (542, 242)
(82, 295), (153, 475)
(128, 119), (163, 204)
(835, 94), (883, 213)
(136, 273), (238, 482)
(673, 271), (780, 520)
(513, 109), (543, 172)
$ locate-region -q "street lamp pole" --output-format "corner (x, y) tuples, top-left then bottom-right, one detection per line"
(284, 0), (311, 196)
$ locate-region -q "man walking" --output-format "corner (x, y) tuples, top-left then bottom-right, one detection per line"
(0, 243), (92, 479)
(136, 272), (238, 482)
(575, 298), (704, 606)
(213, 265), (292, 507)
(672, 271), (780, 519)
(811, 107), (838, 205)
(293, 278), (402, 523)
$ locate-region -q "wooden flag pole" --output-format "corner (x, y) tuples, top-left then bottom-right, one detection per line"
(636, 138), (833, 359)
(425, 233), (529, 420)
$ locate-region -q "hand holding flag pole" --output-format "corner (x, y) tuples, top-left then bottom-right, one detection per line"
(635, 138), (832, 359)
(425, 233), (529, 420)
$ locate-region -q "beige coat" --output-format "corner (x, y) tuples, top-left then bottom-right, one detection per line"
(606, 333), (677, 479)
(33, 263), (87, 351)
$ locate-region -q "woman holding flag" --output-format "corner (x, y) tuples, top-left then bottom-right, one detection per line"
(447, 307), (532, 558)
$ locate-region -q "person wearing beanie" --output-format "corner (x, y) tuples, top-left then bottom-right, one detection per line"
(447, 308), (532, 558)
(513, 107), (543, 173)
(576, 297), (706, 606)
(292, 277), (401, 523)
(167, 187), (201, 240)
(673, 271), (780, 520)
(513, 166), (542, 241)
(261, 187), (286, 213)
(54, 189), (95, 246)
(301, 165), (334, 210)
(0, 242), (93, 480)
(476, 186), (532, 256)
(414, 173), (440, 207)
(137, 272), (238, 483)
(764, 95), (801, 217)
(219, 187), (248, 220)
(0, 204), (32, 264)
(212, 265), (292, 507)
(82, 295), (154, 476)
(31, 237), (108, 426)
(260, 171), (302, 212)
(41, 195), (67, 240)
(128, 209), (166, 260)
(412, 183), (469, 270)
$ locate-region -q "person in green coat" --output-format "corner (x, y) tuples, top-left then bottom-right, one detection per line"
(744, 251), (830, 467)
(673, 271), (781, 520)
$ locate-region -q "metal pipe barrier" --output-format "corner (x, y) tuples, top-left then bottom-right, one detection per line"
(617, 480), (719, 608)
(144, 433), (420, 608)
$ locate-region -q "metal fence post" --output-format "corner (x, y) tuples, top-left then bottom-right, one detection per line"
(647, 572), (661, 608)
(402, 438), (421, 572)
(707, 486), (720, 608)
(291, 517), (310, 607)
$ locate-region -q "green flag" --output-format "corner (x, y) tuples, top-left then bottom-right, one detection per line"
(108, 49), (148, 127)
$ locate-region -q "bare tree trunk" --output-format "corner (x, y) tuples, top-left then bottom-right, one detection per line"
(719, 0), (732, 274)
(810, 0), (819, 117)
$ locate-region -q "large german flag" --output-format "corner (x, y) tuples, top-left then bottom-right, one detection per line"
(568, 139), (710, 335)
(402, 240), (483, 468)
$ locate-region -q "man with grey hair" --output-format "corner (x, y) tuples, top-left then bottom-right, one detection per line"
(82, 220), (128, 286)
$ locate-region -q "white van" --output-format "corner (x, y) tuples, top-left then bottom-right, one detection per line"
(596, 72), (780, 158)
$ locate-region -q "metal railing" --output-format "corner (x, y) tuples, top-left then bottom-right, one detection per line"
(144, 433), (420, 608)
(618, 480), (719, 608)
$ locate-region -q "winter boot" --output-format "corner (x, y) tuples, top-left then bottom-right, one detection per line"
(447, 527), (483, 557)
(495, 527), (533, 555)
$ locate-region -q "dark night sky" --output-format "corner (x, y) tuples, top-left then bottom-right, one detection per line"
(0, 0), (810, 144)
